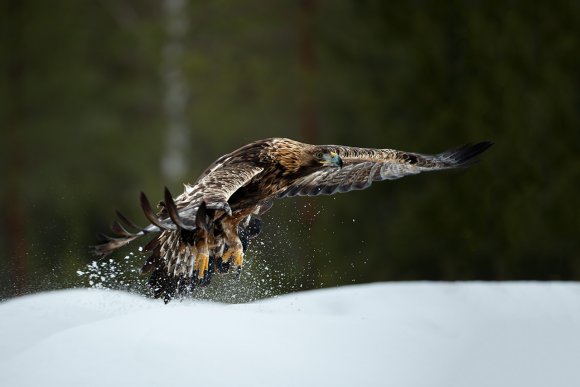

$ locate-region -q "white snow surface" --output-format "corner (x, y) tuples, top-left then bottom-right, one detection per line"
(1, 282), (579, 387)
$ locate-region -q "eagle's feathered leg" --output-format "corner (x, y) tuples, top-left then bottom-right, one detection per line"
(220, 213), (250, 276)
(193, 238), (210, 283)
(214, 212), (263, 274)
(188, 202), (211, 285)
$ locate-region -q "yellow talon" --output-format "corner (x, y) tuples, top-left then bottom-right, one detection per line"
(193, 253), (209, 279)
(222, 248), (243, 267)
(232, 250), (243, 267)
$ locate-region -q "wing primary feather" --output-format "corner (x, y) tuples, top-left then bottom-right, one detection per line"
(140, 191), (170, 230)
(322, 184), (339, 195)
(115, 210), (144, 232)
(164, 187), (193, 230)
(438, 141), (494, 167)
(91, 232), (140, 257)
(96, 232), (116, 243)
(110, 220), (134, 237)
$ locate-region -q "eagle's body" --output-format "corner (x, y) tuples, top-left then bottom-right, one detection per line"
(93, 138), (492, 302)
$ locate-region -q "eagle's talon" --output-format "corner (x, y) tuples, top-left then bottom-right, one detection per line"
(193, 253), (209, 281)
(200, 258), (215, 286)
(197, 272), (211, 286)
(193, 269), (210, 286)
(232, 251), (243, 268)
(222, 248), (244, 279)
(222, 248), (244, 270)
(216, 258), (231, 273)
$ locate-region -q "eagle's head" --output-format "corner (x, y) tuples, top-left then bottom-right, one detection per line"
(270, 139), (343, 176)
(313, 149), (343, 168)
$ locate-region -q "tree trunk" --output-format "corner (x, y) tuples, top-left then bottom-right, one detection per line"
(5, 0), (29, 295)
(161, 0), (189, 183)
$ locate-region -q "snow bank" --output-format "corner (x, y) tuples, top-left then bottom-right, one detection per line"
(1, 282), (579, 387)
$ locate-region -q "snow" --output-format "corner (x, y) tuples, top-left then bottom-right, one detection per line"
(1, 282), (579, 387)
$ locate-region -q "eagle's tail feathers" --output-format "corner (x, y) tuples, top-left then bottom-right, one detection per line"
(147, 255), (209, 303)
(148, 268), (178, 304)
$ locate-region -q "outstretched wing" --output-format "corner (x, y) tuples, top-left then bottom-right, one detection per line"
(277, 142), (492, 198)
(91, 161), (263, 256)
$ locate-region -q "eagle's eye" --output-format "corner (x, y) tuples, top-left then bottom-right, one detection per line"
(316, 152), (324, 159)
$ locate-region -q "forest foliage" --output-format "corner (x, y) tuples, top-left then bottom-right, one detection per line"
(1, 0), (579, 299)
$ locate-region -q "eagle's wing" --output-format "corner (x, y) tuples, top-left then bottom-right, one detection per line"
(175, 161), (264, 216)
(91, 162), (263, 256)
(277, 142), (492, 198)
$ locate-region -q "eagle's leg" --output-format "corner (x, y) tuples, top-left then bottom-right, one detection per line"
(193, 236), (210, 284)
(220, 217), (244, 274)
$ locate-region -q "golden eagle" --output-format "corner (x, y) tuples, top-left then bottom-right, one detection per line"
(93, 138), (492, 302)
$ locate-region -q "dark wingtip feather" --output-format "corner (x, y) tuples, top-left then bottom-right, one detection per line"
(164, 186), (192, 230)
(90, 233), (139, 257)
(89, 245), (111, 258)
(115, 210), (143, 232)
(96, 232), (114, 243)
(110, 220), (134, 238)
(441, 141), (494, 167)
(140, 191), (169, 230)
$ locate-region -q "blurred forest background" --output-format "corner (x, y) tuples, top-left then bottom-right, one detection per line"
(1, 0), (579, 301)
